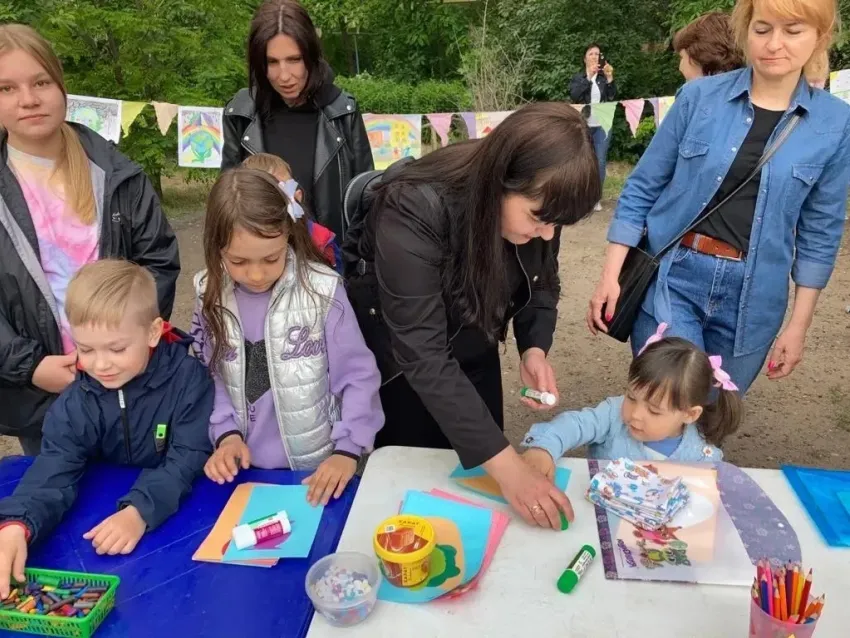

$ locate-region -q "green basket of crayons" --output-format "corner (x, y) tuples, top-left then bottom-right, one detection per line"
(0, 568), (120, 637)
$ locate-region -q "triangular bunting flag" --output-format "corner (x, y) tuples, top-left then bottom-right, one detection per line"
(648, 97), (660, 126)
(590, 102), (617, 134)
(621, 99), (645, 136)
(657, 96), (675, 125)
(152, 101), (179, 136)
(120, 101), (148, 136)
(427, 113), (453, 147)
(460, 112), (477, 140)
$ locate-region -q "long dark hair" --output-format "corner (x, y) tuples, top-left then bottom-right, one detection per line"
(247, 0), (329, 118)
(202, 167), (330, 371)
(373, 102), (600, 339)
(629, 337), (744, 446)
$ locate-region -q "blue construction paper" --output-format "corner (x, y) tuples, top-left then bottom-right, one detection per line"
(223, 484), (324, 560)
(839, 492), (850, 517)
(377, 490), (492, 604)
(449, 464), (572, 504)
(782, 465), (850, 547)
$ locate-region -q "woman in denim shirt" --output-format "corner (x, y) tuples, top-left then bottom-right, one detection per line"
(587, 0), (850, 394)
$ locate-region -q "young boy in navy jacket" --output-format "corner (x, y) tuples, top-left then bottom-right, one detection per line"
(0, 260), (213, 597)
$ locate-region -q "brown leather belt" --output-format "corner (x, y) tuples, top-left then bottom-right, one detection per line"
(681, 232), (743, 261)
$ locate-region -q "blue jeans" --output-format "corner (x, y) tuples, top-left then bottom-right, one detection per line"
(590, 126), (610, 187)
(630, 246), (771, 394)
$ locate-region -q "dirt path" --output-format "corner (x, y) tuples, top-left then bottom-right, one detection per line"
(3, 204), (849, 469)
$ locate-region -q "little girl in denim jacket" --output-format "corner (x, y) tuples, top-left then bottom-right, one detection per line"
(522, 325), (742, 475)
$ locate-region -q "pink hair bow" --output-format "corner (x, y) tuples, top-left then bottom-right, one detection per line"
(637, 322), (668, 356)
(708, 355), (739, 391)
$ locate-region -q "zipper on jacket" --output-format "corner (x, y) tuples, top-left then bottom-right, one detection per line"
(118, 389), (132, 464)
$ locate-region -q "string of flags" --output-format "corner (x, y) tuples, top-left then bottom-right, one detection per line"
(64, 69), (850, 169)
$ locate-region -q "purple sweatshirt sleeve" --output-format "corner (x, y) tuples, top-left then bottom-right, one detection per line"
(326, 283), (384, 456)
(190, 299), (241, 447)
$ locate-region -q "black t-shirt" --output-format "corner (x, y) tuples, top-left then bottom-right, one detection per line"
(694, 105), (784, 253)
(262, 96), (319, 206)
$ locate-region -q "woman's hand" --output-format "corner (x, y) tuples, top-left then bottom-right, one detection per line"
(603, 63), (614, 82)
(519, 348), (558, 410)
(521, 448), (555, 480)
(32, 353), (77, 394)
(766, 327), (806, 380)
(587, 275), (620, 335)
(485, 447), (574, 529)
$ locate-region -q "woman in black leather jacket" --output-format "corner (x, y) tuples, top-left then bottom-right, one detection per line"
(221, 0), (373, 237)
(345, 103), (600, 529)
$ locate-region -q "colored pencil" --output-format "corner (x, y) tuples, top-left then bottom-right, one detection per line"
(799, 569), (813, 615)
(788, 565), (800, 616)
(757, 559), (765, 583)
(760, 576), (770, 614)
(785, 564), (793, 610)
(773, 585), (781, 619)
(766, 574), (775, 618)
(778, 574), (788, 621)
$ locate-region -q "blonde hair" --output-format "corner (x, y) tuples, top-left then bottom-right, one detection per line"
(66, 260), (159, 329)
(241, 153), (293, 181)
(731, 0), (839, 84)
(0, 24), (96, 224)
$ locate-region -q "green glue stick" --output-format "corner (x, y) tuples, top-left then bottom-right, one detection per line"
(520, 387), (556, 406)
(557, 544), (596, 593)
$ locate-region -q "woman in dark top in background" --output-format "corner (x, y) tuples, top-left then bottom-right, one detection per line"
(221, 0), (373, 237)
(346, 103), (601, 528)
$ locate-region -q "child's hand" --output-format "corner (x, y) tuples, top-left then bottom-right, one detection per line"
(83, 505), (146, 555)
(205, 434), (251, 484)
(0, 524), (27, 599)
(302, 454), (357, 506)
(522, 448), (556, 480)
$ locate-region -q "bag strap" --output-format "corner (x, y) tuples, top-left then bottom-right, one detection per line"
(655, 112), (801, 259)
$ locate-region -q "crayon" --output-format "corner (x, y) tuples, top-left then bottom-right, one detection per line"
(799, 569), (812, 616)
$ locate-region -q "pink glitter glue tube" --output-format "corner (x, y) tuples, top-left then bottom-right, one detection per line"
(232, 510), (291, 550)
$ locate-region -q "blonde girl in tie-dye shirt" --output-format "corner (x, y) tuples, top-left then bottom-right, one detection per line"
(7, 146), (98, 353)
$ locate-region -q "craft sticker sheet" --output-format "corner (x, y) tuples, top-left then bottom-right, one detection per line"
(363, 114), (423, 169)
(588, 460), (799, 586)
(66, 95), (122, 143)
(178, 106), (224, 168)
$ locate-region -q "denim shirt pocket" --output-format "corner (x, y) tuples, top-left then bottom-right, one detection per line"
(784, 163), (825, 214)
(675, 137), (711, 189)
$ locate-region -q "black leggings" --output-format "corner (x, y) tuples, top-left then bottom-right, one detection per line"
(374, 347), (504, 451)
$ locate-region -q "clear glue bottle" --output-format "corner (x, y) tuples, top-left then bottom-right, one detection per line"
(232, 510), (291, 550)
(520, 387), (557, 406)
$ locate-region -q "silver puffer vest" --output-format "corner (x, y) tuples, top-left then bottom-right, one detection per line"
(194, 253), (340, 470)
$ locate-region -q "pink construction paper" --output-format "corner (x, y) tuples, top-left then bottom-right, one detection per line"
(428, 489), (510, 600)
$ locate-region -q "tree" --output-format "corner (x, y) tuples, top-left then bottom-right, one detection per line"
(17, 0), (252, 195)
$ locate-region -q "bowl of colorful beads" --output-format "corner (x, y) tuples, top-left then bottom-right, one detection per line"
(306, 552), (381, 627)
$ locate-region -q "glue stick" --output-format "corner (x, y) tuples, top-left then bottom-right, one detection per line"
(520, 387), (557, 406)
(557, 544), (596, 594)
(232, 510), (291, 550)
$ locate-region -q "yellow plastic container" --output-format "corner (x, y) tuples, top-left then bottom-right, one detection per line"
(373, 515), (436, 588)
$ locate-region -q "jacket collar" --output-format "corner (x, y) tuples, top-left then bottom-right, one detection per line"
(726, 66), (812, 114)
(228, 86), (355, 121)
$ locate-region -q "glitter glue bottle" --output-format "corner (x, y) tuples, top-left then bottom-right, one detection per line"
(232, 510), (291, 550)
(557, 544), (596, 593)
(520, 387), (557, 406)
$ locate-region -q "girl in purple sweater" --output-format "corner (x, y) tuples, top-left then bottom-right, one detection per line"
(190, 168), (384, 505)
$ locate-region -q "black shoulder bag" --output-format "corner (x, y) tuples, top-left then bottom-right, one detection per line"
(602, 113), (801, 342)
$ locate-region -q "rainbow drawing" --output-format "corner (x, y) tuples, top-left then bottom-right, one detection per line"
(178, 106), (224, 168)
(363, 114), (422, 170)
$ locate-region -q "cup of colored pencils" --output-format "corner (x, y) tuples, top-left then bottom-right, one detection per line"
(749, 559), (824, 638)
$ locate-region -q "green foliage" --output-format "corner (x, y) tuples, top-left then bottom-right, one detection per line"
(336, 74), (471, 113)
(15, 0), (250, 194)
(668, 0), (735, 30)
